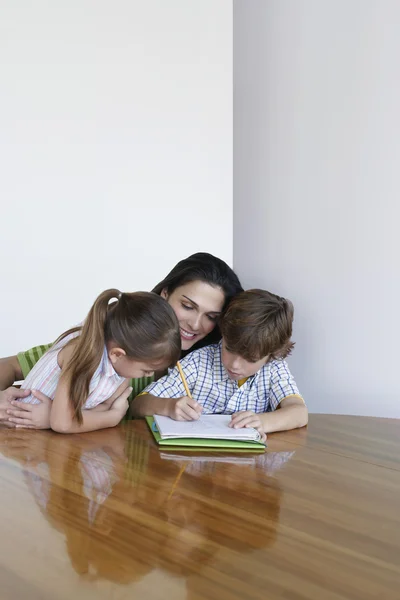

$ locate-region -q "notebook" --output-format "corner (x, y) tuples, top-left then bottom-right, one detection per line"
(160, 452), (258, 465)
(145, 415), (266, 452)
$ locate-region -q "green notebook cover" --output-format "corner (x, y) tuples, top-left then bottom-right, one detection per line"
(145, 416), (266, 453)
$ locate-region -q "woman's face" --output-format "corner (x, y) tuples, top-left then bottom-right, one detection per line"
(162, 281), (225, 350)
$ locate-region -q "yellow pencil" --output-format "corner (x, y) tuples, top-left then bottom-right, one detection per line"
(177, 361), (192, 398)
(168, 361), (192, 499)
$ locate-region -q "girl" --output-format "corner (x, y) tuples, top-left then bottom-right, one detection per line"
(16, 289), (180, 433)
(1, 253), (243, 427)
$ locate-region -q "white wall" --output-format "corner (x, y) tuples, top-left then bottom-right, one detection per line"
(234, 0), (400, 417)
(1, 0), (232, 354)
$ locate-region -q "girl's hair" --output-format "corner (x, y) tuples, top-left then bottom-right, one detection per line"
(58, 289), (181, 423)
(152, 253), (243, 348)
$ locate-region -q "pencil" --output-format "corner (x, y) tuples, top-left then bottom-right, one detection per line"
(177, 361), (192, 398)
(168, 361), (192, 498)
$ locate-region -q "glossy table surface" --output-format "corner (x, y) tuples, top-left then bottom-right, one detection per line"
(0, 414), (399, 600)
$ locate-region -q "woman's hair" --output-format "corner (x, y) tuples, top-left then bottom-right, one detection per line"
(220, 289), (295, 361)
(152, 253), (243, 348)
(58, 289), (181, 423)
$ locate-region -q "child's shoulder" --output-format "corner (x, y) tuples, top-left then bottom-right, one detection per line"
(180, 342), (221, 367)
(258, 357), (290, 376)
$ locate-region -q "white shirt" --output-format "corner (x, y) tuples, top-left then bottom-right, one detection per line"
(20, 331), (126, 409)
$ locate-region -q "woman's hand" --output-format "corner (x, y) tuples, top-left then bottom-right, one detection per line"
(6, 390), (52, 429)
(0, 387), (31, 424)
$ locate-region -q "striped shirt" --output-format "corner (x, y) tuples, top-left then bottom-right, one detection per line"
(17, 343), (154, 414)
(143, 341), (303, 414)
(26, 448), (118, 524)
(20, 332), (126, 409)
(80, 449), (119, 524)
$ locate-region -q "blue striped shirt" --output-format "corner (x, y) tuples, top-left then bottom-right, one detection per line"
(143, 341), (303, 414)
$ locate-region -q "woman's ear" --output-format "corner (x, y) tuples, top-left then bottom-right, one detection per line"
(160, 288), (169, 300)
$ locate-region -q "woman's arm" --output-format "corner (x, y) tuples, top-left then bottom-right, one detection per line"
(0, 356), (31, 422)
(1, 345), (51, 389)
(0, 355), (23, 389)
(0, 346), (51, 421)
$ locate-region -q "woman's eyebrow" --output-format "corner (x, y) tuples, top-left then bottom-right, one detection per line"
(182, 295), (198, 307)
(182, 295), (221, 314)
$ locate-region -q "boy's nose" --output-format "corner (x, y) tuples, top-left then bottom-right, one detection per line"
(231, 358), (242, 371)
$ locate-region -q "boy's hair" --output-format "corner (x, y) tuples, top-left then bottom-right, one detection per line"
(58, 289), (181, 424)
(219, 289), (295, 361)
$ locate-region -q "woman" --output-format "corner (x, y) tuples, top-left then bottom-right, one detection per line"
(0, 253), (243, 428)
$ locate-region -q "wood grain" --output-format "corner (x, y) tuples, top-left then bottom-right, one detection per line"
(0, 415), (399, 600)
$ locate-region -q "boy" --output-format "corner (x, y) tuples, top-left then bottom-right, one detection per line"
(132, 290), (308, 438)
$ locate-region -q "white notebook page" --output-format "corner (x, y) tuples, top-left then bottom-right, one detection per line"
(153, 414), (261, 442)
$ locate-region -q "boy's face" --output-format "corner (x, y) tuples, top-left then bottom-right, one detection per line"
(221, 340), (269, 380)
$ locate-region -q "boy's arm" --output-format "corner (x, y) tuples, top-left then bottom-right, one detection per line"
(230, 396), (307, 436)
(231, 360), (308, 434)
(266, 359), (307, 431)
(259, 396), (308, 432)
(132, 393), (201, 420)
(131, 358), (202, 421)
(131, 394), (173, 417)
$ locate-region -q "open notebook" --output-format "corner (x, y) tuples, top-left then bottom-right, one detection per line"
(146, 415), (266, 452)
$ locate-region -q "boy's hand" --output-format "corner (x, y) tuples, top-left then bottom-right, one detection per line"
(168, 397), (203, 421)
(229, 410), (267, 443)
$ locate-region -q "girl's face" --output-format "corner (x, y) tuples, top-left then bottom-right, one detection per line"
(162, 281), (225, 350)
(109, 352), (167, 379)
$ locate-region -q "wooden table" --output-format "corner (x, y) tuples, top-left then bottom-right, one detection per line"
(0, 415), (399, 600)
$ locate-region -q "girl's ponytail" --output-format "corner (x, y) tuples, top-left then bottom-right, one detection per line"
(61, 289), (121, 424)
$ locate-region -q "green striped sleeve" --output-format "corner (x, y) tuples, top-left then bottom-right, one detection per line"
(130, 375), (155, 397)
(122, 374), (155, 421)
(123, 428), (150, 483)
(17, 343), (52, 379)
